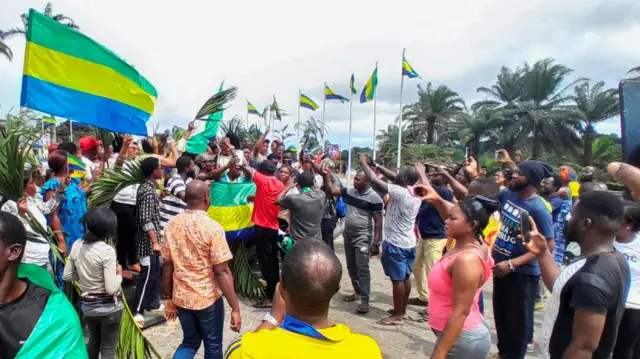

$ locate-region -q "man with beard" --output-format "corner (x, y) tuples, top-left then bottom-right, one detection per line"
(492, 160), (555, 359)
(526, 191), (629, 359)
(159, 156), (196, 236)
(579, 166), (597, 183)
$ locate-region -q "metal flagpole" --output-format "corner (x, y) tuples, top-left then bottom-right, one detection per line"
(246, 103), (249, 129)
(347, 91), (353, 184)
(52, 115), (57, 143)
(297, 89), (301, 147)
(396, 49), (406, 170)
(69, 120), (73, 142)
(322, 82), (327, 153)
(372, 62), (378, 160)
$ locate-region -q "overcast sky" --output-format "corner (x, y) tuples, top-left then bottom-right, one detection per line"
(1, 0), (639, 149)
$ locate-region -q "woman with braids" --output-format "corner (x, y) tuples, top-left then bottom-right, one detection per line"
(420, 192), (497, 359)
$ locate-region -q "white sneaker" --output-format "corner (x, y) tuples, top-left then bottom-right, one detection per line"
(133, 314), (145, 327)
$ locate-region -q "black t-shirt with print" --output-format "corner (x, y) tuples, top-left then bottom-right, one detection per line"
(549, 251), (630, 359)
(0, 279), (51, 359)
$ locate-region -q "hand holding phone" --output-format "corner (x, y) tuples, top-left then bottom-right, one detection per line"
(520, 210), (531, 242)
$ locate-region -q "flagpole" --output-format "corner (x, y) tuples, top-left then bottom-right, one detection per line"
(372, 62), (378, 160)
(397, 49), (406, 170)
(69, 120), (73, 142)
(52, 115), (57, 143)
(322, 82), (327, 153)
(297, 89), (301, 148)
(348, 91), (353, 184)
(246, 102), (249, 129)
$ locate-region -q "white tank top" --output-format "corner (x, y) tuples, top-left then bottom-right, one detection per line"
(614, 234), (640, 309)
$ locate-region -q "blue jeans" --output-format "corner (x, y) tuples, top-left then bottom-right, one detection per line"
(173, 299), (225, 359)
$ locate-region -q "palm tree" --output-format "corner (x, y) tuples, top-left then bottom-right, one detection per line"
(2, 2), (79, 40)
(403, 82), (465, 144)
(273, 124), (295, 144)
(375, 125), (402, 166)
(447, 110), (502, 156)
(474, 66), (524, 110)
(294, 116), (328, 150)
(0, 32), (13, 61)
(570, 81), (619, 166)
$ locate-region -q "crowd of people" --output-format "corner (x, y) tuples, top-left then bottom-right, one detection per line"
(1, 121), (640, 359)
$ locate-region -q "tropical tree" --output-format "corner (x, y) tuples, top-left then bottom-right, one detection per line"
(375, 125), (402, 166)
(447, 110), (502, 157)
(294, 116), (328, 150)
(570, 81), (619, 165)
(404, 82), (465, 144)
(2, 2), (79, 42)
(273, 124), (295, 144)
(0, 31), (13, 61)
(591, 135), (622, 169)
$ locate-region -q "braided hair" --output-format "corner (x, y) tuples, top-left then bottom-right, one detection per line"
(458, 195), (500, 244)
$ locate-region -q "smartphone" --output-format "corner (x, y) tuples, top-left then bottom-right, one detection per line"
(520, 210), (531, 242)
(465, 147), (469, 158)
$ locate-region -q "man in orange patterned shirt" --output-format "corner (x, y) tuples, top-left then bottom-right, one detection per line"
(162, 180), (242, 359)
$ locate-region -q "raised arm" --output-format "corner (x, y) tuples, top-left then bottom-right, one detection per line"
(360, 154), (388, 194)
(436, 166), (468, 199)
(253, 127), (270, 156)
(239, 162), (255, 179)
(321, 170), (342, 197)
(115, 135), (133, 168)
(375, 162), (397, 182)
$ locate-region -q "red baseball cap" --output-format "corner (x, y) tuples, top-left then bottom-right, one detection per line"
(78, 136), (102, 152)
(47, 143), (59, 154)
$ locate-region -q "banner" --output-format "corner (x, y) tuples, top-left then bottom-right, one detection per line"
(327, 144), (340, 159)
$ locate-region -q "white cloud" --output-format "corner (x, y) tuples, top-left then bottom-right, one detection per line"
(1, 0), (637, 150)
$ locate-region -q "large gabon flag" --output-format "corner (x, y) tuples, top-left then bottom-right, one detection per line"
(20, 9), (157, 136)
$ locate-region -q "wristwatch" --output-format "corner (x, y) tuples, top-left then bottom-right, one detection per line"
(162, 294), (172, 300)
(262, 312), (280, 326)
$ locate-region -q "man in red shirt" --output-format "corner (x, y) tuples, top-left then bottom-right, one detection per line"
(240, 160), (284, 308)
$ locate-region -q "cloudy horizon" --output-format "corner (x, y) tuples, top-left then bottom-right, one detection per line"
(1, 0), (638, 150)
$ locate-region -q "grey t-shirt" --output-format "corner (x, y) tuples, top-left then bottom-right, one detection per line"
(341, 187), (384, 235)
(280, 189), (326, 241)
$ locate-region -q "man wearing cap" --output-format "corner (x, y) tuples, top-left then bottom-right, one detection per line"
(78, 136), (103, 181)
(239, 160), (284, 308)
(492, 160), (555, 359)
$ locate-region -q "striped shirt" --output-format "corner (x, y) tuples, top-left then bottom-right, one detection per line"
(159, 175), (190, 231)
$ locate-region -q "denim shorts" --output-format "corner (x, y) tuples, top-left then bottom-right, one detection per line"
(380, 241), (416, 281)
(432, 322), (491, 359)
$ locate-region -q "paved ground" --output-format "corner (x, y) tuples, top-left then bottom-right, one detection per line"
(145, 237), (546, 358)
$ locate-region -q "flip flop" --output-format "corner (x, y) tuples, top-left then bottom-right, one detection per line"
(342, 294), (359, 302)
(252, 301), (273, 309)
(376, 317), (404, 326)
(356, 303), (369, 314)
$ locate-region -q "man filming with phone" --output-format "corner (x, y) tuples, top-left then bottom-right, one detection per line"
(491, 160), (555, 359)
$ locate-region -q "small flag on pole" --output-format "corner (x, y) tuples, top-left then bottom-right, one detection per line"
(349, 74), (357, 95)
(42, 117), (56, 127)
(67, 153), (87, 179)
(324, 84), (349, 103)
(247, 101), (261, 116)
(272, 96), (282, 121)
(299, 93), (319, 111)
(402, 56), (421, 79)
(360, 67), (378, 104)
(20, 10), (157, 136)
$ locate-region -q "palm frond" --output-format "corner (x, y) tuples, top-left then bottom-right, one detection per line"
(194, 87), (238, 120)
(0, 116), (40, 200)
(93, 128), (116, 150)
(117, 296), (162, 359)
(88, 160), (143, 207)
(0, 40), (12, 61)
(627, 66), (640, 74)
(230, 243), (266, 299)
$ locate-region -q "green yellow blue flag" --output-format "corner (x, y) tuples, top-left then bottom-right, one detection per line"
(360, 67), (378, 104)
(247, 101), (261, 116)
(402, 56), (421, 79)
(272, 96), (282, 121)
(186, 82), (225, 154)
(207, 182), (256, 241)
(20, 10), (156, 136)
(67, 152), (87, 179)
(324, 84), (349, 103)
(350, 74), (357, 95)
(42, 116), (56, 127)
(299, 93), (319, 111)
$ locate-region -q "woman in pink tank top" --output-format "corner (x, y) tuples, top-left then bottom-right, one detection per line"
(427, 195), (499, 359)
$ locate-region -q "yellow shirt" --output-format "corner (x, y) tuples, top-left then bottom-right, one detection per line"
(225, 320), (382, 359)
(569, 181), (580, 198)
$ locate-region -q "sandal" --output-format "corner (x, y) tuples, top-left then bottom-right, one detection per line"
(342, 294), (360, 302)
(356, 302), (369, 314)
(252, 301), (273, 309)
(376, 316), (404, 326)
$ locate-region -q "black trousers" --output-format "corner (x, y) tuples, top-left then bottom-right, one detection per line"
(493, 272), (538, 359)
(254, 225), (280, 300)
(614, 308), (640, 359)
(84, 310), (122, 359)
(321, 217), (338, 251)
(110, 201), (138, 268)
(132, 254), (161, 315)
